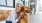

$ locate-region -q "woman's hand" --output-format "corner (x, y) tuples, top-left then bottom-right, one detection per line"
(20, 12), (24, 16)
(18, 12), (24, 20)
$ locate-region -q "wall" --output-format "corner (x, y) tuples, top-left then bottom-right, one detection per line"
(36, 0), (42, 12)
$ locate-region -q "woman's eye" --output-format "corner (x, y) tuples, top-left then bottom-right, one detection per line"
(17, 6), (19, 7)
(20, 6), (22, 8)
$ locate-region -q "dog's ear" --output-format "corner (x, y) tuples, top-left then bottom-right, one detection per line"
(20, 6), (24, 12)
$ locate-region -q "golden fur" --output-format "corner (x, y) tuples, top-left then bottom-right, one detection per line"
(19, 6), (31, 23)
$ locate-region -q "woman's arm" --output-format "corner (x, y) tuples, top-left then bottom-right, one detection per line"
(14, 14), (23, 23)
(14, 12), (24, 23)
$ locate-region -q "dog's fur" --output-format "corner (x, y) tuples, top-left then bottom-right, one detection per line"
(19, 6), (30, 23)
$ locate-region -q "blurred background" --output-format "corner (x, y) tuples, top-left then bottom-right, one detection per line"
(0, 0), (42, 23)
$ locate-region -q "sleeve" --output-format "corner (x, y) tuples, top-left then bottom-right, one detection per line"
(10, 9), (19, 23)
(12, 19), (19, 23)
(6, 11), (12, 21)
(15, 19), (19, 22)
(6, 15), (11, 21)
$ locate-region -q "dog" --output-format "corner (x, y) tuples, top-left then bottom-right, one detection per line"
(19, 6), (31, 23)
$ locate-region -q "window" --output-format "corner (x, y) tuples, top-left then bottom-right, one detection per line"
(20, 0), (29, 6)
(0, 0), (15, 8)
(0, 0), (6, 5)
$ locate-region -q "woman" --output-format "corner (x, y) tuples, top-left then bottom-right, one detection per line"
(15, 3), (24, 23)
(16, 3), (29, 23)
(7, 3), (24, 23)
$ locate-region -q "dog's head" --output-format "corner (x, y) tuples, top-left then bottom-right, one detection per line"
(23, 6), (31, 13)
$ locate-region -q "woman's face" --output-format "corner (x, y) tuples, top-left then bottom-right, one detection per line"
(16, 4), (22, 12)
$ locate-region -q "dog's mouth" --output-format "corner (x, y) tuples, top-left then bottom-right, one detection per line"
(25, 10), (30, 13)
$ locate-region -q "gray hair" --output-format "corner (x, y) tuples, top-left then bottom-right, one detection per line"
(15, 2), (23, 9)
(16, 2), (23, 6)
